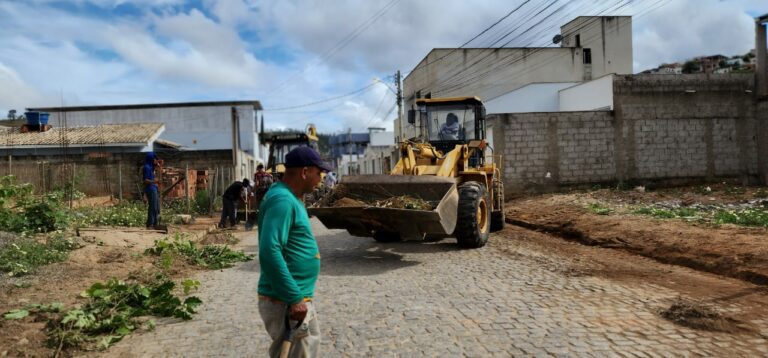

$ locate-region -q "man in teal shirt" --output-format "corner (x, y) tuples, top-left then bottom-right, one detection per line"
(258, 146), (331, 358)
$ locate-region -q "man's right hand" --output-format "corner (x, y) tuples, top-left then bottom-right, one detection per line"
(289, 301), (308, 322)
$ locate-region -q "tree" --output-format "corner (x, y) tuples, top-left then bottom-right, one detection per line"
(682, 60), (700, 74)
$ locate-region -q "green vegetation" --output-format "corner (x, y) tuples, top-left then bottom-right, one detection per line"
(72, 201), (146, 227)
(146, 234), (253, 270)
(633, 204), (768, 228)
(0, 235), (82, 276)
(2, 274), (202, 351)
(714, 209), (768, 228)
(586, 203), (613, 215)
(633, 206), (701, 219)
(0, 176), (70, 234)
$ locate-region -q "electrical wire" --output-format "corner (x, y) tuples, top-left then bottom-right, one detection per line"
(440, 0), (670, 98)
(263, 82), (378, 111)
(264, 0), (402, 99)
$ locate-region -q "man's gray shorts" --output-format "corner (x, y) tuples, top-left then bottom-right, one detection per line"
(258, 299), (320, 358)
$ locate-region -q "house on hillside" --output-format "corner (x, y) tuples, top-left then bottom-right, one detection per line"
(698, 55), (728, 74)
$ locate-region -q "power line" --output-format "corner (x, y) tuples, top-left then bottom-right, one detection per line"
(264, 0), (402, 98)
(440, 0), (670, 98)
(432, 0), (645, 96)
(262, 82), (378, 111)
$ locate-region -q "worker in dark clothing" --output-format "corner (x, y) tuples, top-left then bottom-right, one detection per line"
(219, 178), (250, 229)
(142, 152), (161, 229)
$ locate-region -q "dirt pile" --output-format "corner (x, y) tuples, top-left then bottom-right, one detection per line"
(660, 297), (750, 333)
(505, 186), (768, 285)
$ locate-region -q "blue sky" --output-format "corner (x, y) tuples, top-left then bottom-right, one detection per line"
(1, 0), (767, 133)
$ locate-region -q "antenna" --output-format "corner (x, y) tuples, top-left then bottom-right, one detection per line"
(552, 34), (563, 45)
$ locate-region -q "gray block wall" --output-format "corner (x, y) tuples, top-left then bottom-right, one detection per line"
(491, 74), (766, 193)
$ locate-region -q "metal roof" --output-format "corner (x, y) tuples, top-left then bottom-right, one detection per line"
(0, 123), (164, 148)
(28, 100), (262, 112)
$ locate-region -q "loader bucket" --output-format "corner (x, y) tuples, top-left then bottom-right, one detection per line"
(308, 175), (458, 241)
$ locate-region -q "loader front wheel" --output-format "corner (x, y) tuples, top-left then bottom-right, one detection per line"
(455, 182), (490, 248)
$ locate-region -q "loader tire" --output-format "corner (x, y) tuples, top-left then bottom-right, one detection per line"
(455, 182), (490, 248)
(490, 210), (505, 232)
(373, 230), (402, 243)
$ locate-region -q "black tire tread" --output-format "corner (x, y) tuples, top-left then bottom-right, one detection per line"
(455, 182), (490, 248)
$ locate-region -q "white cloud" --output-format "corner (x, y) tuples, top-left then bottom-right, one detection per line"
(0, 62), (47, 115)
(633, 0), (768, 71)
(2, 0), (767, 133)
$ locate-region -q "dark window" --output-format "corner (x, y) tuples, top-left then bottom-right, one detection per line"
(583, 48), (592, 64)
(575, 34), (581, 47)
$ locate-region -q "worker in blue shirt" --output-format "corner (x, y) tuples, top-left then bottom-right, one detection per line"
(142, 152), (161, 229)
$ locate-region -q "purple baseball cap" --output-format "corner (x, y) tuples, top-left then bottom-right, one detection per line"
(285, 146), (333, 172)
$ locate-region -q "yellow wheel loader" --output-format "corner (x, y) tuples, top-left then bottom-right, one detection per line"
(308, 97), (504, 248)
(263, 124), (320, 181)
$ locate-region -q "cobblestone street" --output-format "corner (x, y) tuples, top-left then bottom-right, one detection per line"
(105, 219), (768, 357)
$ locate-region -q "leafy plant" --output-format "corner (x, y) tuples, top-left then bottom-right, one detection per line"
(43, 275), (202, 351)
(587, 203), (612, 215)
(146, 234), (253, 270)
(0, 235), (81, 276)
(0, 175), (69, 233)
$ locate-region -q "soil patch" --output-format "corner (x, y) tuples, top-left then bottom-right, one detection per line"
(659, 297), (752, 334)
(492, 225), (768, 337)
(505, 186), (768, 286)
(0, 219), (222, 357)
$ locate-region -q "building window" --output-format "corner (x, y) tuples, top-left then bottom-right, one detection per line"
(583, 48), (592, 64)
(575, 34), (581, 47)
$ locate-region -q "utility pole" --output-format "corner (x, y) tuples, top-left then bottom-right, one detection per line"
(394, 70), (403, 142)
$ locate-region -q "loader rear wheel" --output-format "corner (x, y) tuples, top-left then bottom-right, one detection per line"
(455, 182), (490, 248)
(373, 230), (402, 243)
(490, 210), (505, 232)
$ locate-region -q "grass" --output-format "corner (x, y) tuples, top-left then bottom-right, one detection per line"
(633, 204), (768, 228)
(632, 206), (701, 219)
(0, 235), (82, 276)
(714, 208), (768, 228)
(586, 203), (613, 215)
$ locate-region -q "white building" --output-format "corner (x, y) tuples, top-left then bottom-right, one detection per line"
(360, 129), (395, 175)
(397, 16), (632, 141)
(28, 101), (267, 180)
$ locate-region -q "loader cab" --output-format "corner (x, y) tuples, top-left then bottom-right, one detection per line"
(409, 97), (487, 165)
(263, 125), (320, 181)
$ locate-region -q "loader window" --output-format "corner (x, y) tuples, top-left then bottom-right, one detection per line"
(426, 106), (475, 142)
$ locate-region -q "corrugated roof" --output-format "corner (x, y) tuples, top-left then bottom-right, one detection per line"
(0, 123), (164, 148)
(29, 100), (262, 112)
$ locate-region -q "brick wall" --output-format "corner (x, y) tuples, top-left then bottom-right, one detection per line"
(491, 74), (766, 193)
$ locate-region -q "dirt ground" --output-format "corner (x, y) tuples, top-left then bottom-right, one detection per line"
(502, 183), (768, 333)
(0, 217), (222, 358)
(505, 183), (768, 285)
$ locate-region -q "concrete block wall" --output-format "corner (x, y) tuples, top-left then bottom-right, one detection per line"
(491, 74), (765, 193)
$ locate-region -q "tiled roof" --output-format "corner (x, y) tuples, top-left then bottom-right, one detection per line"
(0, 123), (164, 148)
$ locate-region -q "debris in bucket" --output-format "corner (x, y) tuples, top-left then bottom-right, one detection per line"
(374, 195), (432, 210)
(332, 197), (366, 207)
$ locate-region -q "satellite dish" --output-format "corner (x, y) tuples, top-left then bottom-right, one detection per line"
(552, 34), (563, 44)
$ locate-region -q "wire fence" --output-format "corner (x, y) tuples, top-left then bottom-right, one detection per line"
(0, 155), (238, 215)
